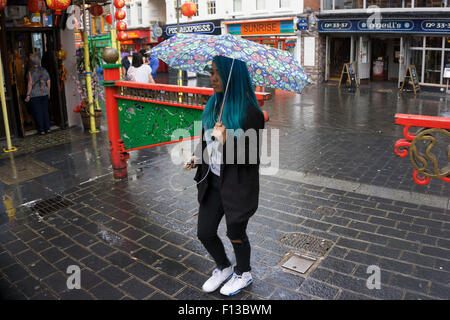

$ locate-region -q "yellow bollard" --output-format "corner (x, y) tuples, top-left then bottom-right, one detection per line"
(83, 32), (99, 133)
(0, 52), (17, 153)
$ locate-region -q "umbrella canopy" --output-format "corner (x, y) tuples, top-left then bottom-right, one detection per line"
(148, 33), (310, 94)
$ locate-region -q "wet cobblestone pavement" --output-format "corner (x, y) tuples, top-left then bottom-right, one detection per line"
(0, 80), (449, 300)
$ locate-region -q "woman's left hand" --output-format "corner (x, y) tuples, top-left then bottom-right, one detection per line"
(212, 121), (226, 144)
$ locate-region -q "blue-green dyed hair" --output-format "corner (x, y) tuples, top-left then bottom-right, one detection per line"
(202, 56), (262, 132)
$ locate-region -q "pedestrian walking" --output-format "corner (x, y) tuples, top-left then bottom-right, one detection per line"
(126, 52), (155, 84)
(24, 53), (51, 135)
(184, 55), (265, 296)
(145, 44), (159, 80)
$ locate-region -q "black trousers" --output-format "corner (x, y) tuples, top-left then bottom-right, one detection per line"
(29, 96), (50, 133)
(197, 171), (251, 275)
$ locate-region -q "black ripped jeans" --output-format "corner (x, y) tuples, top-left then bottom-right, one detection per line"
(197, 172), (251, 275)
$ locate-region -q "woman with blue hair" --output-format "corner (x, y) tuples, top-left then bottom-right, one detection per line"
(184, 55), (265, 296)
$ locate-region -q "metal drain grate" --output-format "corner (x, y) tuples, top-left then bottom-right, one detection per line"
(279, 233), (333, 257)
(31, 196), (73, 216)
(314, 206), (336, 216)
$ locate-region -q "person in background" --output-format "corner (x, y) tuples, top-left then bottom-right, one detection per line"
(139, 49), (150, 65)
(121, 52), (131, 75)
(24, 53), (51, 135)
(127, 52), (155, 84)
(145, 43), (159, 80)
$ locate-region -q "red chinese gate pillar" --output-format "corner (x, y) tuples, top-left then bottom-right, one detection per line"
(102, 63), (129, 179)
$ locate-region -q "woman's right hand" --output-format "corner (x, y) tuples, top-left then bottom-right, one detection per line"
(184, 156), (198, 170)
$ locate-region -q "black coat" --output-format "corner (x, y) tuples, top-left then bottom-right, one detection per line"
(194, 105), (265, 224)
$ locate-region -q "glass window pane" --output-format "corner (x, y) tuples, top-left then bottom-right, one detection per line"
(424, 50), (442, 84)
(411, 50), (423, 82)
(445, 37), (450, 49)
(411, 36), (424, 48)
(323, 0), (333, 9)
(279, 0), (290, 7)
(415, 0), (446, 7)
(367, 0), (410, 7)
(233, 0), (242, 12)
(426, 36), (443, 48)
(256, 0), (265, 10)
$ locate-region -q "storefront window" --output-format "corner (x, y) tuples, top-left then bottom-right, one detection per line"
(233, 0), (242, 12)
(279, 0), (290, 8)
(411, 50), (423, 82)
(335, 0), (362, 9)
(415, 0), (448, 7)
(426, 36), (443, 48)
(137, 2), (142, 25)
(445, 37), (450, 49)
(256, 0), (266, 10)
(424, 50), (442, 84)
(192, 0), (199, 16)
(323, 0), (333, 9)
(126, 4), (131, 26)
(207, 0), (216, 14)
(444, 51), (450, 68)
(366, 0), (408, 7)
(411, 36), (424, 48)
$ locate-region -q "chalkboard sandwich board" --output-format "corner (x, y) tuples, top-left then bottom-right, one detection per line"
(400, 65), (420, 95)
(339, 62), (358, 90)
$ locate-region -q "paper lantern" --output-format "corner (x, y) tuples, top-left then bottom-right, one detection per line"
(113, 0), (125, 9)
(105, 14), (112, 25)
(90, 4), (103, 17)
(46, 0), (70, 15)
(28, 0), (46, 13)
(116, 21), (127, 32)
(114, 8), (126, 20)
(117, 31), (128, 41)
(57, 49), (66, 61)
(180, 1), (197, 18)
(0, 0), (7, 11)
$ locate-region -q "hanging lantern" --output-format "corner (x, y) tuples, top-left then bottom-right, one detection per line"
(116, 21), (127, 32)
(46, 0), (70, 15)
(180, 1), (197, 18)
(90, 4), (103, 17)
(0, 0), (7, 11)
(105, 14), (112, 25)
(113, 0), (125, 9)
(57, 49), (66, 61)
(117, 31), (128, 42)
(28, 0), (46, 13)
(114, 8), (126, 21)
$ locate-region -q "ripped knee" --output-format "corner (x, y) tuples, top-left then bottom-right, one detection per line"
(230, 239), (243, 244)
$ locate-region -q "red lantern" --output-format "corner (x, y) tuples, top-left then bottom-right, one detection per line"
(90, 4), (103, 17)
(117, 31), (128, 42)
(46, 0), (70, 15)
(180, 1), (197, 18)
(113, 0), (125, 9)
(0, 0), (7, 11)
(116, 21), (127, 32)
(105, 14), (112, 25)
(28, 0), (46, 13)
(114, 8), (126, 21)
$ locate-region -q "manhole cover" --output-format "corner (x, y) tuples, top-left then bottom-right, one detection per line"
(279, 233), (333, 257)
(314, 206), (336, 216)
(31, 196), (73, 216)
(282, 254), (316, 274)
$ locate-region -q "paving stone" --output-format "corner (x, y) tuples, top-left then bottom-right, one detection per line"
(105, 252), (136, 268)
(158, 244), (190, 261)
(132, 248), (163, 266)
(90, 281), (124, 300)
(16, 276), (44, 298)
(149, 274), (185, 296)
(320, 256), (357, 274)
(389, 274), (429, 295)
(154, 259), (187, 278)
(270, 287), (312, 300)
(179, 269), (209, 291)
(15, 250), (41, 266)
(80, 255), (109, 272)
(64, 245), (91, 260)
(97, 266), (131, 285)
(42, 272), (68, 294)
(125, 262), (159, 282)
(29, 260), (58, 280)
(298, 278), (339, 299)
(118, 278), (155, 299)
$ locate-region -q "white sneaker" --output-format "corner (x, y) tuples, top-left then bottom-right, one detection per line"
(202, 266), (234, 293)
(220, 272), (253, 296)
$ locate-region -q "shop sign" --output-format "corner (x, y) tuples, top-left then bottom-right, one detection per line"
(123, 30), (150, 39)
(319, 19), (450, 33)
(165, 22), (216, 36)
(228, 19), (294, 36)
(296, 18), (308, 30)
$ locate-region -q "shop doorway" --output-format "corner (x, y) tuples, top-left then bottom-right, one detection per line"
(5, 28), (66, 137)
(329, 37), (350, 80)
(370, 37), (400, 82)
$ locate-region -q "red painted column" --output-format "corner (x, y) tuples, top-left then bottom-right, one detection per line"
(103, 64), (129, 179)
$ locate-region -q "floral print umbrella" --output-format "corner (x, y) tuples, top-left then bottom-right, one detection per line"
(148, 33), (310, 94)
